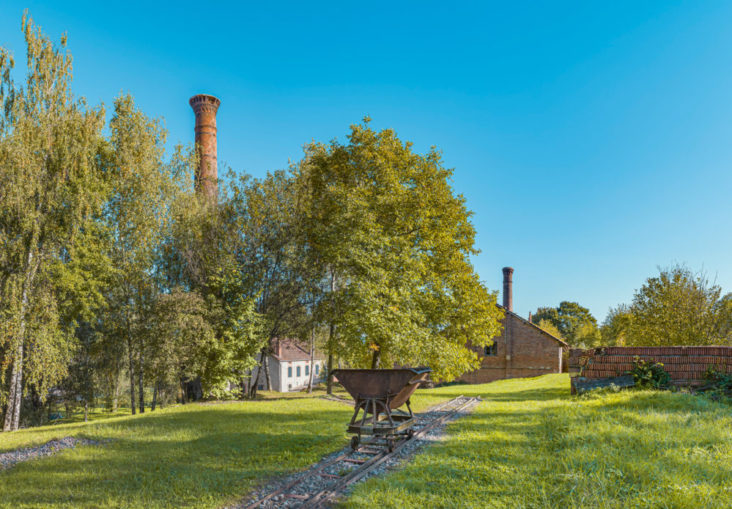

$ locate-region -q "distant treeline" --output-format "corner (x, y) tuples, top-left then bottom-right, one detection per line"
(532, 266), (731, 348)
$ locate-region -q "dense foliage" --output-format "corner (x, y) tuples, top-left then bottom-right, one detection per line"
(532, 301), (600, 346)
(0, 16), (499, 429)
(602, 265), (731, 346)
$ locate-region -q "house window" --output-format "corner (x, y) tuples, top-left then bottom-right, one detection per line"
(484, 342), (497, 356)
(305, 365), (309, 376)
(288, 366), (292, 378)
(296, 366), (301, 377)
(316, 364), (319, 374)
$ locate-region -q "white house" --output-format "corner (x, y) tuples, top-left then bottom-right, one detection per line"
(251, 338), (325, 392)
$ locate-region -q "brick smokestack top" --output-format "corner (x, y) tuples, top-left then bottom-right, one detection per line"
(502, 267), (514, 312)
(189, 94), (221, 201)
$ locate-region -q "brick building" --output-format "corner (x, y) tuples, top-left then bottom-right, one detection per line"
(460, 267), (568, 384)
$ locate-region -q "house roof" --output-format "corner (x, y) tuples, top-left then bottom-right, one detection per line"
(271, 338), (325, 362)
(497, 305), (569, 347)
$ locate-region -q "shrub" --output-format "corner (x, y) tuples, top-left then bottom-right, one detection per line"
(628, 356), (670, 389)
(704, 366), (732, 396)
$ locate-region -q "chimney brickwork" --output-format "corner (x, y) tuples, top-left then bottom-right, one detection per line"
(189, 94), (221, 201)
(502, 267), (514, 312)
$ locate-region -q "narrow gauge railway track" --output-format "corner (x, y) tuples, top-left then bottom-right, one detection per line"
(244, 395), (481, 509)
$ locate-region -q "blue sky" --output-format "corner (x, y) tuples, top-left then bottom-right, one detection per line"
(1, 1), (731, 321)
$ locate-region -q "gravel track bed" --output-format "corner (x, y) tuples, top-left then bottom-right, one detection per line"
(235, 396), (478, 508)
(0, 436), (102, 472)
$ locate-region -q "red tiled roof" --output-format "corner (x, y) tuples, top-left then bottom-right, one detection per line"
(271, 338), (324, 362)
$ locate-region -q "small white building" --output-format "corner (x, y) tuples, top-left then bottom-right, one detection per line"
(251, 338), (325, 392)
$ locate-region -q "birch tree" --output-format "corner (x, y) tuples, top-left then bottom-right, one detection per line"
(0, 15), (107, 430)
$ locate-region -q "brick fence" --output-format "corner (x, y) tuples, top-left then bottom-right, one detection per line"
(568, 346), (731, 393)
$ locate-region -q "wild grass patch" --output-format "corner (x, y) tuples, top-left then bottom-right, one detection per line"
(345, 374), (732, 509)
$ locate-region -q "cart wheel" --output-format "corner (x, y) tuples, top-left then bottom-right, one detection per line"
(387, 439), (395, 453)
(350, 435), (360, 451)
(407, 429), (415, 440)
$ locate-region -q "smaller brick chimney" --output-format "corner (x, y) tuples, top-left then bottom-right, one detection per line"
(502, 267), (514, 312)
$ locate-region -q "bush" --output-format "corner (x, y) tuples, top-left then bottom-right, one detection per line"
(704, 366), (732, 396)
(628, 356), (670, 389)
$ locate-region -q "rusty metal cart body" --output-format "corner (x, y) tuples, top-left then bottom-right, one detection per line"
(332, 368), (431, 451)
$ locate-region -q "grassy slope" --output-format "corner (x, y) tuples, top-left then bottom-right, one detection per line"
(345, 374), (732, 509)
(0, 396), (356, 508)
(1, 376), (730, 508)
(0, 386), (450, 509)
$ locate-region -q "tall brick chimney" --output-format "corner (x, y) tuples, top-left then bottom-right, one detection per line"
(502, 267), (514, 312)
(189, 94), (221, 201)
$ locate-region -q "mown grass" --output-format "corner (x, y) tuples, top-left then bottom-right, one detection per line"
(3, 376), (730, 508)
(0, 383), (453, 509)
(345, 374), (732, 509)
(0, 396), (360, 508)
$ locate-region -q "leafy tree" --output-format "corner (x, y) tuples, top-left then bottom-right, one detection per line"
(0, 15), (108, 430)
(619, 266), (730, 346)
(535, 319), (563, 339)
(297, 120), (502, 381)
(600, 304), (634, 346)
(226, 171), (308, 397)
(533, 301), (599, 347)
(101, 94), (177, 414)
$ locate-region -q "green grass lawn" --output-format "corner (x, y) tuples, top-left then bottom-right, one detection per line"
(345, 374), (732, 509)
(0, 384), (452, 509)
(1, 376), (730, 508)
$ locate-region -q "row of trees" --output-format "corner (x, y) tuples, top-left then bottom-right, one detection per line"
(0, 16), (501, 431)
(532, 266), (731, 348)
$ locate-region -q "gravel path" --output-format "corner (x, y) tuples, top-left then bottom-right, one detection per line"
(0, 436), (102, 472)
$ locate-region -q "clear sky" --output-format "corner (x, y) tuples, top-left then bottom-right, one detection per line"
(1, 1), (731, 322)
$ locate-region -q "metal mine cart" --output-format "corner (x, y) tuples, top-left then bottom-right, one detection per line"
(331, 368), (432, 451)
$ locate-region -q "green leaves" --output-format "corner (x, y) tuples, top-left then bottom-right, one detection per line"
(533, 302), (599, 347)
(604, 265), (731, 347)
(298, 121), (501, 380)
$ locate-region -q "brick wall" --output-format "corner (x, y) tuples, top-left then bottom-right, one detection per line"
(460, 311), (566, 384)
(568, 346), (732, 390)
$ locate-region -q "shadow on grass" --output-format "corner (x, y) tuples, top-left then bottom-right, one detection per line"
(0, 404), (355, 508)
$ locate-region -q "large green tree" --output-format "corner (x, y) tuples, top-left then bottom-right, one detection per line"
(609, 266), (731, 346)
(297, 120), (501, 381)
(0, 15), (108, 430)
(533, 301), (600, 347)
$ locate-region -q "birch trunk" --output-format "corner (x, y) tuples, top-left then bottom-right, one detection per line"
(138, 352), (144, 413)
(3, 248), (38, 431)
(306, 327), (315, 393)
(127, 335), (136, 415)
(263, 354), (272, 390)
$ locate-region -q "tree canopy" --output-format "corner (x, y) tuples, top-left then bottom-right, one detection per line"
(532, 301), (599, 347)
(1, 16), (502, 429)
(602, 266), (731, 347)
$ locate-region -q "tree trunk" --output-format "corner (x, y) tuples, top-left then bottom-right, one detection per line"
(307, 327), (315, 393)
(3, 248), (38, 432)
(112, 371), (120, 412)
(371, 347), (381, 369)
(151, 383), (158, 411)
(3, 344), (23, 431)
(248, 350), (265, 399)
(263, 353), (272, 391)
(326, 351), (334, 395)
(84, 401), (88, 422)
(138, 352), (144, 413)
(127, 336), (136, 415)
